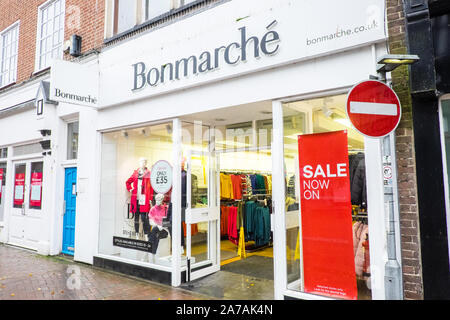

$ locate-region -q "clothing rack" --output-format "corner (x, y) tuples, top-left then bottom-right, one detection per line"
(221, 170), (272, 175)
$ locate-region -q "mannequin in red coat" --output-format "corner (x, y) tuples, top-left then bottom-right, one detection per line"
(126, 158), (154, 237)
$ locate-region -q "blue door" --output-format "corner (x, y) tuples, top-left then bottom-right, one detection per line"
(62, 168), (77, 255)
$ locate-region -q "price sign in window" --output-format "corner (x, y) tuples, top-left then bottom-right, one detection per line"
(13, 164), (25, 208)
(29, 162), (43, 209)
(150, 160), (173, 195)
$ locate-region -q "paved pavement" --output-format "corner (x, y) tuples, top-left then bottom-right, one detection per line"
(0, 244), (213, 300)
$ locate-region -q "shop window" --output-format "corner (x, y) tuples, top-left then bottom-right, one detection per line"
(0, 148), (7, 159)
(99, 122), (174, 268)
(29, 162), (43, 210)
(0, 22), (19, 88)
(215, 119), (273, 151)
(13, 164), (26, 209)
(36, 0), (65, 71)
(283, 94), (371, 300)
(0, 162), (6, 221)
(67, 121), (79, 160)
(13, 143), (43, 157)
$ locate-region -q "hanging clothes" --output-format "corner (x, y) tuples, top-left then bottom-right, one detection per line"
(287, 175), (296, 199)
(254, 206), (271, 247)
(231, 174), (243, 200)
(220, 173), (234, 200)
(244, 201), (257, 241)
(244, 175), (253, 197)
(220, 205), (229, 236)
(227, 206), (238, 245)
(182, 221), (198, 237)
(349, 153), (367, 210)
(353, 222), (370, 278)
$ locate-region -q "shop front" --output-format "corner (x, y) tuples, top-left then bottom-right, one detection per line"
(0, 79), (51, 253)
(86, 0), (402, 300)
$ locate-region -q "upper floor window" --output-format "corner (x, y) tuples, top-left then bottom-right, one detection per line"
(109, 0), (178, 37)
(36, 0), (65, 71)
(0, 23), (19, 88)
(114, 0), (138, 35)
(143, 0), (172, 21)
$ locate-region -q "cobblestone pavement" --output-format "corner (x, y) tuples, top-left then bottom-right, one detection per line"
(0, 244), (213, 300)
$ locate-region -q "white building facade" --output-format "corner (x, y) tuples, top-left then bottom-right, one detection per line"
(0, 0), (404, 300)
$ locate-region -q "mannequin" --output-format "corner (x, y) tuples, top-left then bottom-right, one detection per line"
(126, 157), (154, 239)
(148, 193), (169, 259)
(149, 193), (166, 230)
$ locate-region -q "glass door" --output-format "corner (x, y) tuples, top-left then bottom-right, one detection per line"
(185, 149), (220, 282)
(9, 160), (44, 250)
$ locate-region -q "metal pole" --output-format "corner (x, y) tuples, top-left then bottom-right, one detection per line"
(378, 71), (403, 300)
(382, 134), (403, 300)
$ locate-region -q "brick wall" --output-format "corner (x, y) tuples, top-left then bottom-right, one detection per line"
(0, 0), (104, 90)
(386, 0), (424, 300)
(65, 0), (105, 58)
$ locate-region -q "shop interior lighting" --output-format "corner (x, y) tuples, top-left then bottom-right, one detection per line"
(334, 118), (353, 128)
(376, 54), (420, 73)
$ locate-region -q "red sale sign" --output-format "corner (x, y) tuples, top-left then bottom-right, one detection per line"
(13, 173), (25, 206)
(298, 130), (357, 300)
(29, 172), (43, 207)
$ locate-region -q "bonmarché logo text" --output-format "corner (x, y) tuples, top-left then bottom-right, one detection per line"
(54, 88), (97, 105)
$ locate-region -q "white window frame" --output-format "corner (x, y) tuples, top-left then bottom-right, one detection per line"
(34, 0), (66, 73)
(66, 119), (79, 162)
(141, 0), (175, 23)
(0, 21), (20, 88)
(272, 89), (393, 300)
(438, 94), (450, 269)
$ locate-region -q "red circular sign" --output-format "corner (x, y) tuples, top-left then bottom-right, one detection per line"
(346, 80), (401, 138)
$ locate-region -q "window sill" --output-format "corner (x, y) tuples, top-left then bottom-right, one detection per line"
(0, 81), (17, 92)
(32, 67), (51, 78)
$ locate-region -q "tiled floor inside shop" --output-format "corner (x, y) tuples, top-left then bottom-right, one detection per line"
(180, 240), (275, 300)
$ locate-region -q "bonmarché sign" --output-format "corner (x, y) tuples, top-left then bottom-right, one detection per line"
(99, 0), (386, 108)
(50, 59), (99, 108)
(132, 21), (280, 92)
(54, 88), (98, 105)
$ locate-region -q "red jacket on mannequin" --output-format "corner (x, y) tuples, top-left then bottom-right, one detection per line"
(126, 168), (154, 213)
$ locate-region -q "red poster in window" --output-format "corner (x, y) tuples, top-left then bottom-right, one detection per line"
(0, 169), (3, 199)
(298, 130), (357, 300)
(29, 172), (43, 207)
(13, 173), (25, 206)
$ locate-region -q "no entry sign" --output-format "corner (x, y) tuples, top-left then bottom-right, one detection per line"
(346, 80), (401, 138)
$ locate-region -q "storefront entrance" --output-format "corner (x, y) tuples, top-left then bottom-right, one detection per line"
(62, 167), (77, 255)
(96, 95), (397, 300)
(180, 102), (275, 299)
(184, 150), (220, 281)
(9, 159), (44, 251)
